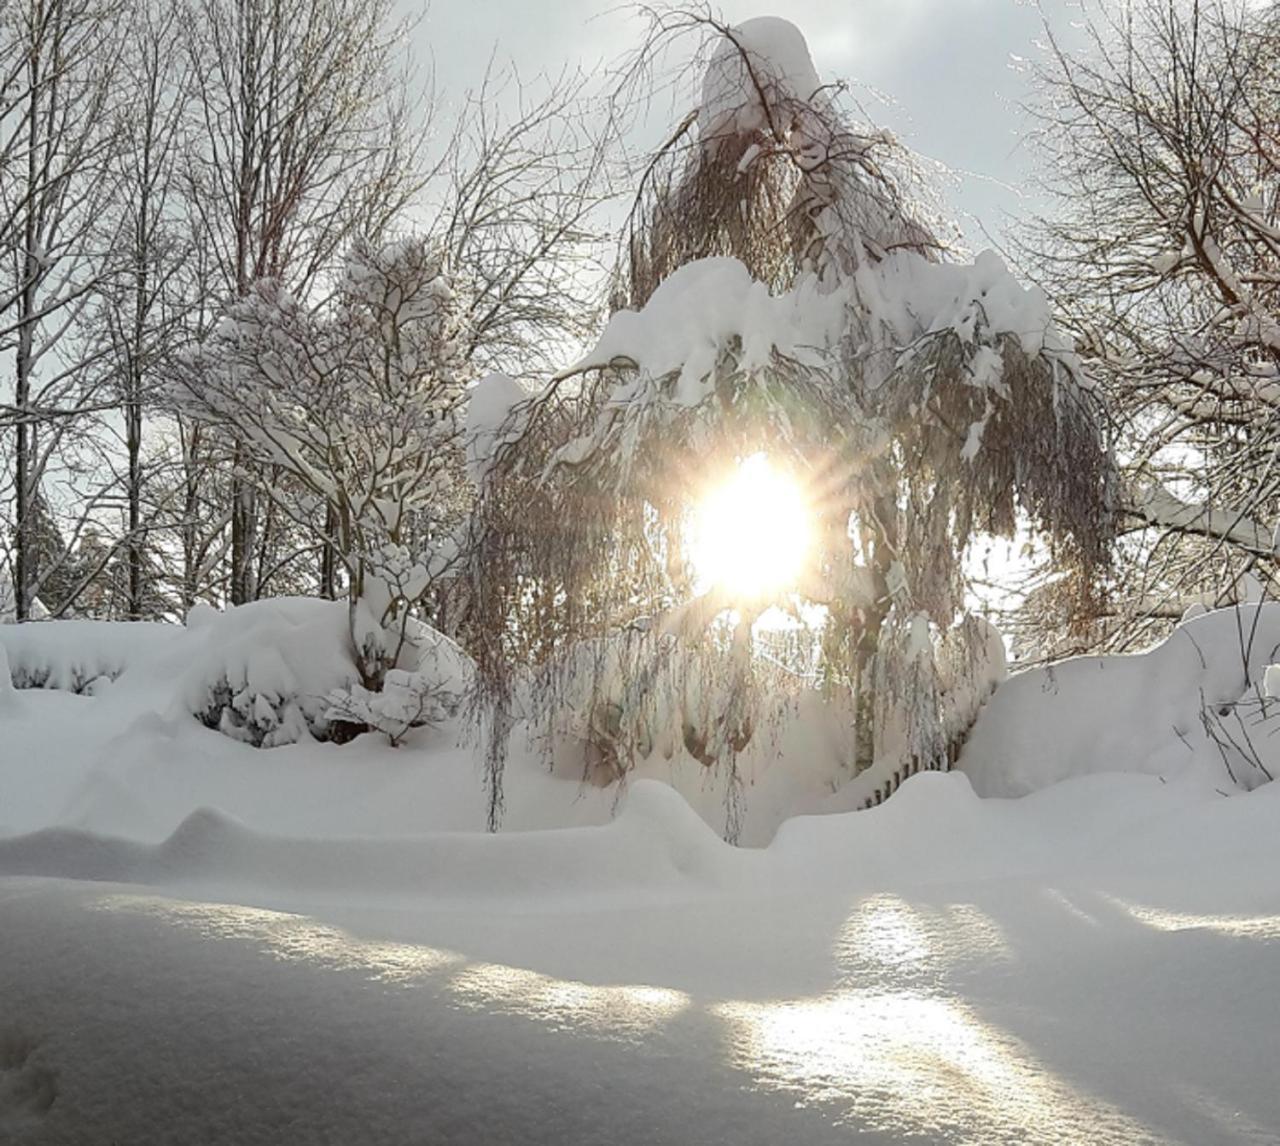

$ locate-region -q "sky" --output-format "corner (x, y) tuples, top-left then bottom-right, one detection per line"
(411, 0), (1086, 251)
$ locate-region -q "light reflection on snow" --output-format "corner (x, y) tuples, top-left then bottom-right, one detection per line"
(1046, 889), (1102, 927)
(92, 893), (688, 1038)
(837, 894), (931, 969)
(713, 990), (1154, 1144)
(447, 963), (688, 1036)
(90, 891), (1155, 1141)
(1107, 896), (1280, 940)
(758, 895), (1147, 1143)
(92, 894), (463, 983)
(834, 895), (1011, 985)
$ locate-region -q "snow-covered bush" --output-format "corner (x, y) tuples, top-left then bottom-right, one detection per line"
(325, 624), (473, 746)
(176, 599), (358, 747)
(0, 620), (182, 694)
(961, 603), (1280, 798)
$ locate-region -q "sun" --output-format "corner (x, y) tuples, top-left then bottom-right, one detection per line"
(688, 453), (812, 600)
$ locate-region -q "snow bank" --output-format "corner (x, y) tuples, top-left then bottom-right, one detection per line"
(0, 779), (730, 902)
(960, 604), (1280, 797)
(0, 620), (182, 693)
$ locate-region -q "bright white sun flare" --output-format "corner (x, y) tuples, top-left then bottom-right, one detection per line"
(689, 453), (812, 600)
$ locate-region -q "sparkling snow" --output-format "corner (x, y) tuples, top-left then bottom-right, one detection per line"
(2, 607), (1280, 1142)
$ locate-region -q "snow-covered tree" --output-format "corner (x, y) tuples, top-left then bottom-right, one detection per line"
(177, 237), (469, 691)
(468, 11), (1114, 825)
(1017, 0), (1280, 652)
(180, 0), (427, 606)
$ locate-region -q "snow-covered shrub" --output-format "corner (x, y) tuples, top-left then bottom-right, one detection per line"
(326, 623), (472, 745)
(960, 602), (1280, 798)
(0, 620), (182, 694)
(176, 599), (358, 747)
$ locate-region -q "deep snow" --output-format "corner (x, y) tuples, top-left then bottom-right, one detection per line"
(3, 605), (1280, 1143)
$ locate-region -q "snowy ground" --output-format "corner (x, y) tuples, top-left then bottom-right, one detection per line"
(3, 609), (1280, 1142)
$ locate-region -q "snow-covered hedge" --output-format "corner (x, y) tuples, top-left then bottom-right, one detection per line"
(0, 620), (182, 694)
(1, 600), (473, 749)
(177, 598), (359, 747)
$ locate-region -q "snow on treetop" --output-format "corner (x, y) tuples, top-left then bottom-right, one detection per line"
(568, 249), (1076, 415)
(698, 16), (825, 143)
(568, 257), (846, 405)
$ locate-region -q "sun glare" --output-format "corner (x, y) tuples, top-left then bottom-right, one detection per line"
(689, 454), (812, 600)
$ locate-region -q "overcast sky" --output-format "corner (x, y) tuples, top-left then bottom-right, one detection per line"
(411, 1), (1084, 250)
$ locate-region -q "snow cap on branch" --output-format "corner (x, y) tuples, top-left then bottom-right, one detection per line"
(698, 16), (825, 144)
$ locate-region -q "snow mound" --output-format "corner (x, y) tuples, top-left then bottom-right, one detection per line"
(698, 17), (824, 142)
(464, 371), (531, 484)
(0, 778), (731, 900)
(175, 598), (358, 747)
(0, 620), (181, 693)
(961, 604), (1280, 797)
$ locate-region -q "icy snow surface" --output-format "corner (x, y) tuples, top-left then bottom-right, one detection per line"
(3, 605), (1280, 1142)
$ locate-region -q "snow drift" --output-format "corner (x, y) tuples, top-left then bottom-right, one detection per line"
(961, 603), (1280, 797)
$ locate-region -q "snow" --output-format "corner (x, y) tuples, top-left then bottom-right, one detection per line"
(557, 247), (1076, 445)
(176, 597), (359, 746)
(3, 603), (1280, 1141)
(0, 619), (180, 693)
(464, 371), (531, 483)
(861, 248), (1072, 362)
(3, 770), (1280, 1142)
(698, 17), (824, 143)
(566, 257), (846, 406)
(960, 603), (1280, 797)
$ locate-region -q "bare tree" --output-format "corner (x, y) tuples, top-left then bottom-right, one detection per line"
(433, 64), (615, 381)
(0, 0), (126, 619)
(85, 2), (197, 619)
(1017, 0), (1280, 652)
